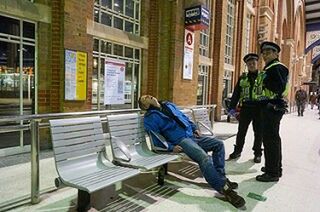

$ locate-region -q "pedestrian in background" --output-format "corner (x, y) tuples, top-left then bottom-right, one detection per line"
(309, 92), (317, 109)
(295, 86), (307, 116)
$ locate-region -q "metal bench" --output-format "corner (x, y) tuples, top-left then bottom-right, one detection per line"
(49, 116), (140, 211)
(107, 113), (179, 184)
(192, 108), (214, 136)
(192, 108), (236, 140)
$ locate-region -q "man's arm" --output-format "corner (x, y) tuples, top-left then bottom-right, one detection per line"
(229, 79), (241, 109)
(144, 114), (175, 152)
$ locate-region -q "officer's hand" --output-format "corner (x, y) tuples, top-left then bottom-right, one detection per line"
(173, 145), (183, 153)
(228, 109), (237, 117)
(193, 130), (201, 137)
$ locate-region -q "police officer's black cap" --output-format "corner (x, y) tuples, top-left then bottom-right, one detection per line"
(260, 41), (281, 53)
(243, 53), (259, 63)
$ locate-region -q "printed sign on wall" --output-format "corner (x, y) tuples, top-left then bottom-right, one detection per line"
(104, 58), (126, 105)
(65, 49), (87, 101)
(183, 29), (195, 80)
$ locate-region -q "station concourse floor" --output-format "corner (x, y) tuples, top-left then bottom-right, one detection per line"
(3, 106), (320, 212)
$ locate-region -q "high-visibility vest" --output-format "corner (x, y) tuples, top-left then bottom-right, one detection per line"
(239, 71), (265, 104)
(260, 61), (289, 100)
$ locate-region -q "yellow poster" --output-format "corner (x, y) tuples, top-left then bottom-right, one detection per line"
(76, 52), (87, 100)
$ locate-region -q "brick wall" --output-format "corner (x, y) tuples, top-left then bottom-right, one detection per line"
(50, 0), (62, 113)
(211, 0), (228, 120)
(38, 22), (51, 113)
(62, 0), (93, 112)
(145, 0), (159, 97)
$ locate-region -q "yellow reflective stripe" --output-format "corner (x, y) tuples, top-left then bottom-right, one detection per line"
(265, 61), (287, 71)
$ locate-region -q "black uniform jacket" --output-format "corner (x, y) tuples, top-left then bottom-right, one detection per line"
(229, 71), (259, 110)
(262, 58), (289, 105)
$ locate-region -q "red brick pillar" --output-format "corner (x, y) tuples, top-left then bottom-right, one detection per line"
(211, 0), (228, 120)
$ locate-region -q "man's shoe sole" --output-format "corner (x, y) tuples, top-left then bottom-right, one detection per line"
(256, 175), (279, 182)
(261, 167), (282, 177)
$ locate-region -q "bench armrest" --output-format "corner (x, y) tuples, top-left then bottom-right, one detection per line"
(111, 136), (132, 162)
(197, 121), (214, 136)
(149, 131), (170, 151)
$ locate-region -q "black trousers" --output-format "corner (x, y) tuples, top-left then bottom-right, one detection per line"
(296, 102), (305, 115)
(234, 105), (263, 156)
(261, 105), (284, 177)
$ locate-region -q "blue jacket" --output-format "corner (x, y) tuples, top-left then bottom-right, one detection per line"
(143, 102), (197, 151)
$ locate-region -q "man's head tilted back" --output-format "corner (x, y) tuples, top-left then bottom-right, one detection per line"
(138, 95), (161, 110)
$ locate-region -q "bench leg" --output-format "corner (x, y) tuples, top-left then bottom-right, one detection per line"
(164, 163), (168, 175)
(158, 164), (166, 186)
(77, 190), (91, 212)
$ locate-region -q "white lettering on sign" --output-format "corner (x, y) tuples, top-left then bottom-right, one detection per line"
(201, 8), (209, 19)
(186, 8), (200, 18)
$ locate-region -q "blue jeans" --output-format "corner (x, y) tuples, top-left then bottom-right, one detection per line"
(178, 136), (226, 191)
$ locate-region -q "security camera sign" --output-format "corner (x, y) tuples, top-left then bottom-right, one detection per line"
(183, 29), (194, 80)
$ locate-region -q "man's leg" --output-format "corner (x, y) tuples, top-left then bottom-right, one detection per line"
(178, 138), (225, 191)
(257, 107), (283, 181)
(252, 107), (263, 162)
(194, 136), (226, 176)
(297, 104), (301, 116)
(179, 138), (245, 208)
(229, 107), (252, 159)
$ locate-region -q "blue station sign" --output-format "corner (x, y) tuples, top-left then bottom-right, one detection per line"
(185, 5), (210, 31)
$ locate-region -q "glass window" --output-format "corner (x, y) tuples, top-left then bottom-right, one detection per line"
(199, 1), (211, 58)
(114, 0), (124, 13)
(113, 16), (123, 30)
(101, 41), (112, 54)
(101, 12), (112, 26)
(197, 65), (209, 105)
(125, 21), (134, 33)
(94, 0), (140, 35)
(125, 47), (133, 58)
(113, 44), (123, 56)
(125, 0), (134, 18)
(224, 0), (235, 65)
(23, 21), (35, 39)
(245, 14), (251, 55)
(135, 49), (140, 59)
(92, 38), (141, 110)
(93, 39), (99, 51)
(0, 15), (20, 36)
(101, 0), (112, 8)
(94, 9), (99, 22)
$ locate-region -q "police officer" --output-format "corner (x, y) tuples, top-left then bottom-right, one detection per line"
(256, 41), (289, 182)
(228, 53), (263, 163)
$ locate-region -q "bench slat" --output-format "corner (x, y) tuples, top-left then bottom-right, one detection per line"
(55, 144), (103, 162)
(50, 116), (101, 126)
(53, 134), (104, 147)
(52, 128), (103, 141)
(54, 139), (105, 154)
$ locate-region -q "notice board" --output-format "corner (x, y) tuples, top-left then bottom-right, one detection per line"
(65, 49), (87, 101)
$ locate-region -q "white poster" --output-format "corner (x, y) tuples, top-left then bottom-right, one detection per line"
(65, 50), (77, 100)
(183, 29), (195, 80)
(104, 58), (125, 105)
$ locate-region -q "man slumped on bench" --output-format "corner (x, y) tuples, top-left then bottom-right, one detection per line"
(138, 95), (246, 208)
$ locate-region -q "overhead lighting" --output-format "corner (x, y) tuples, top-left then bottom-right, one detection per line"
(114, 3), (119, 7)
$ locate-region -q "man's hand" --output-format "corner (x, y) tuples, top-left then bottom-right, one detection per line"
(173, 145), (183, 153)
(228, 109), (237, 117)
(193, 130), (201, 137)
